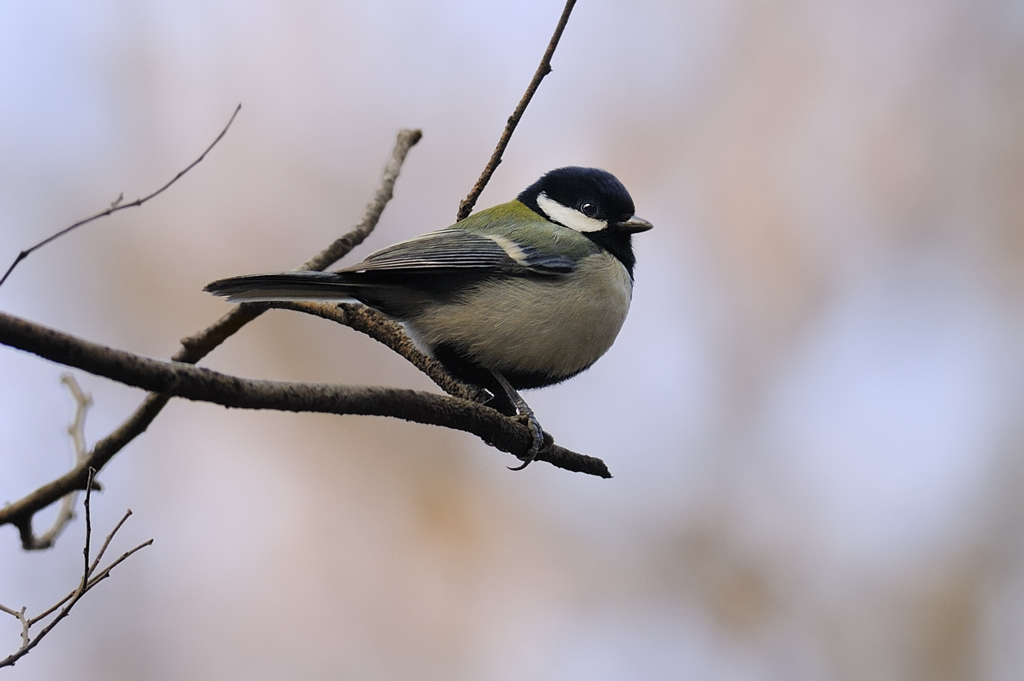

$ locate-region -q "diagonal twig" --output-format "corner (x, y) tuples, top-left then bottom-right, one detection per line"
(18, 375), (95, 550)
(0, 104), (242, 290)
(457, 0), (578, 220)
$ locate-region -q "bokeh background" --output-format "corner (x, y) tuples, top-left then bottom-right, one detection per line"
(2, 1), (1023, 678)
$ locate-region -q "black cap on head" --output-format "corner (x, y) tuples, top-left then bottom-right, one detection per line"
(518, 166), (637, 225)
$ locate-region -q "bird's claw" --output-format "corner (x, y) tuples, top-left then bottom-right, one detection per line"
(489, 370), (548, 472)
(507, 412), (547, 471)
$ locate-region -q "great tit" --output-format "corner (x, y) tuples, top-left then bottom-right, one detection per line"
(205, 166), (652, 465)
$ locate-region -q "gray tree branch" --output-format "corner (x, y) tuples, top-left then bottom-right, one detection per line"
(0, 104), (242, 289)
(457, 0), (577, 220)
(16, 375), (95, 551)
(0, 310), (611, 479)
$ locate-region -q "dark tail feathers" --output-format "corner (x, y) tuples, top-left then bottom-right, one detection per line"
(204, 271), (357, 302)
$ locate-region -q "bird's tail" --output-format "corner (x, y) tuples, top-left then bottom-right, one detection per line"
(204, 271), (358, 302)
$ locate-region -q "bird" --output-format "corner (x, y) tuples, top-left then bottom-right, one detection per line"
(205, 166), (652, 467)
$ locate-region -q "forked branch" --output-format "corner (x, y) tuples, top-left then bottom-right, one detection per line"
(0, 470), (152, 669)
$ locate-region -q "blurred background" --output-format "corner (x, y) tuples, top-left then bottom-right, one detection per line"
(1, 0), (1022, 678)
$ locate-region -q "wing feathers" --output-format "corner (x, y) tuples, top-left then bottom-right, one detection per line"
(341, 229), (576, 275)
(205, 228), (577, 303)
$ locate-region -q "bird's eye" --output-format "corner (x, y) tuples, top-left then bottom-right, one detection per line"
(580, 202), (598, 217)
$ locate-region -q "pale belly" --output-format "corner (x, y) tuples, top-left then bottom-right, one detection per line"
(410, 252), (633, 380)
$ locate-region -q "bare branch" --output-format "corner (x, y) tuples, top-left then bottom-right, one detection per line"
(18, 375), (94, 551)
(0, 310), (611, 479)
(268, 301), (489, 403)
(0, 104), (242, 290)
(62, 374), (93, 461)
(457, 0), (577, 220)
(301, 128), (423, 272)
(25, 591), (73, 630)
(0, 474), (152, 669)
(0, 605), (28, 651)
(88, 509), (134, 577)
(79, 469), (93, 591)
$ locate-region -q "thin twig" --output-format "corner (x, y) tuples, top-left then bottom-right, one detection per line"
(88, 509), (133, 576)
(25, 530), (152, 631)
(79, 469), (93, 592)
(18, 375), (94, 550)
(457, 0), (577, 220)
(25, 592), (73, 629)
(0, 104), (242, 290)
(62, 374), (93, 461)
(0, 605), (28, 650)
(301, 129), (423, 272)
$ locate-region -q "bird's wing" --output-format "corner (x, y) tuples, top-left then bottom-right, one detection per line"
(339, 228), (576, 275)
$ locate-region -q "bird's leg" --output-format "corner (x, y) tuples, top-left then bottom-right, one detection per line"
(490, 370), (546, 470)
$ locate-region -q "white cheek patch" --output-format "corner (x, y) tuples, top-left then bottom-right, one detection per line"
(536, 192), (608, 233)
(485, 234), (529, 264)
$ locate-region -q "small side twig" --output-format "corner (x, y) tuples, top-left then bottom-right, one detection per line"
(0, 606), (28, 651)
(18, 375), (94, 551)
(0, 469), (153, 669)
(301, 129), (423, 272)
(0, 103), (242, 290)
(457, 0), (577, 220)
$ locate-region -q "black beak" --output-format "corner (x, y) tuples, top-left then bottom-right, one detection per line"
(618, 215), (653, 233)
